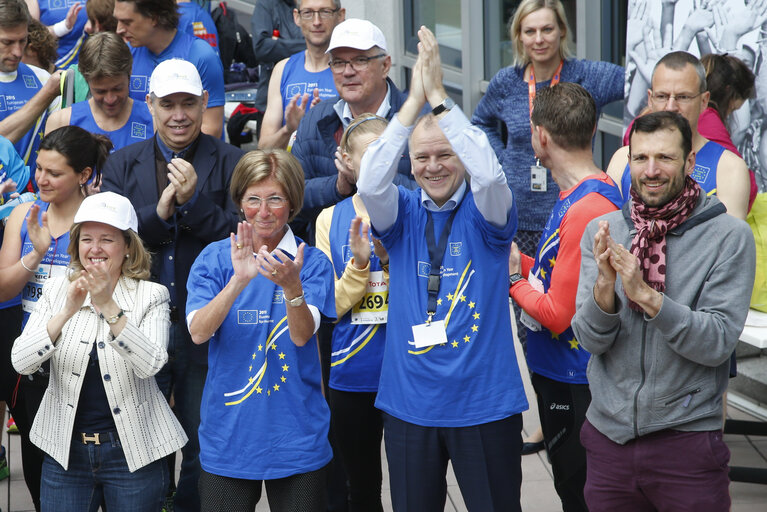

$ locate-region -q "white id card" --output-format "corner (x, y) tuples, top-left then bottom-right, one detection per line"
(530, 164), (548, 192)
(412, 320), (448, 348)
(519, 273), (544, 331)
(351, 270), (388, 324)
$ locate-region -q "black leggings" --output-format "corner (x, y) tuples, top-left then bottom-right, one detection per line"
(328, 389), (384, 512)
(198, 466), (327, 512)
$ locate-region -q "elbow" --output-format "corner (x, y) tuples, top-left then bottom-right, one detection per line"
(190, 332), (210, 345)
(290, 334), (312, 347)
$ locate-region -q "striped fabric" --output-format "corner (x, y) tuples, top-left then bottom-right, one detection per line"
(11, 276), (187, 472)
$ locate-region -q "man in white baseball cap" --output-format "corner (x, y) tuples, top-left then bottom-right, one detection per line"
(101, 56), (243, 512)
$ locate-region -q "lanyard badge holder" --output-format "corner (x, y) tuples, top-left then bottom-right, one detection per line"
(528, 61), (563, 193)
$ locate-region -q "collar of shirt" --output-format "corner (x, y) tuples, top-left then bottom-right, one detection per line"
(421, 180), (467, 212)
(333, 82), (392, 128)
(0, 70), (18, 82)
(156, 134), (195, 163)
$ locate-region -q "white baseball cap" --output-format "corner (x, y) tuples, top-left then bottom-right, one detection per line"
(149, 59), (203, 98)
(74, 192), (138, 233)
(326, 19), (388, 54)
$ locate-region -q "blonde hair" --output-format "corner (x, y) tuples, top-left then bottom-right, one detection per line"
(229, 150), (305, 223)
(339, 113), (388, 154)
(68, 224), (151, 281)
(509, 0), (573, 66)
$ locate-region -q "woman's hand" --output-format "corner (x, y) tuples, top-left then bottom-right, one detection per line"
(26, 204), (52, 258)
(78, 263), (115, 310)
(231, 221), (260, 283)
(62, 276), (88, 317)
(257, 242), (305, 298)
(372, 237), (388, 266)
(349, 216), (371, 269)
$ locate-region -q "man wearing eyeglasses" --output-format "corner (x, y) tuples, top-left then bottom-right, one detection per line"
(258, 0), (345, 150)
(606, 51), (750, 221)
(291, 18), (417, 244)
(101, 59), (243, 512)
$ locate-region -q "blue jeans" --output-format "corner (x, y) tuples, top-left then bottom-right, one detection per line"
(40, 434), (168, 512)
(155, 322), (208, 512)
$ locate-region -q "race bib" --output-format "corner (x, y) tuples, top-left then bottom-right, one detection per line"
(22, 263), (67, 313)
(351, 270), (388, 324)
(519, 272), (544, 332)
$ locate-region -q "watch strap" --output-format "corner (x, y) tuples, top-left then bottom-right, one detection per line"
(100, 309), (125, 325)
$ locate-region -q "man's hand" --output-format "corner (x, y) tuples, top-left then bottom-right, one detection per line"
(418, 26), (448, 108)
(508, 242), (522, 275)
(592, 221), (617, 313)
(42, 70), (64, 101)
(606, 237), (663, 317)
(284, 88), (320, 133)
(156, 183), (177, 220)
(167, 158), (198, 205)
(396, 32), (427, 127)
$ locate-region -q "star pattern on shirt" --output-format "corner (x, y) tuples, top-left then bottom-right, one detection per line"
(548, 256), (556, 268)
(568, 338), (580, 350)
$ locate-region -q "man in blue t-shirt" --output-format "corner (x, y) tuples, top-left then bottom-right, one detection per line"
(357, 26), (528, 512)
(177, 0), (218, 53)
(114, 0), (225, 138)
(258, 0), (344, 150)
(0, 0), (61, 187)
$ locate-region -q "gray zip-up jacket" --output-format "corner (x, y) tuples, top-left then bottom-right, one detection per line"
(572, 194), (755, 444)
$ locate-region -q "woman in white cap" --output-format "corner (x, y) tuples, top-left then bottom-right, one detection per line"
(11, 191), (187, 512)
(0, 125), (112, 511)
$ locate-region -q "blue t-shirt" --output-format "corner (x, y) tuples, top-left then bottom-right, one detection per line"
(20, 200), (70, 327)
(620, 140), (725, 203)
(0, 63), (46, 177)
(526, 178), (623, 384)
(373, 187), (528, 427)
(327, 198), (386, 393)
(280, 51), (336, 126)
(70, 99), (153, 152)
(178, 1), (219, 55)
(187, 236), (335, 480)
(39, 0), (88, 68)
(128, 30), (225, 108)
(0, 134), (29, 203)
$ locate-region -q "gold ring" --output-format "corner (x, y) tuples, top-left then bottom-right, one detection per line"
(271, 270), (278, 276)
(236, 243), (243, 249)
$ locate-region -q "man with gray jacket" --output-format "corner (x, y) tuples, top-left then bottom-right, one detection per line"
(571, 111), (755, 512)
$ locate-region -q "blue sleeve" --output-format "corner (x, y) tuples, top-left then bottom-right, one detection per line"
(467, 195), (516, 252)
(186, 241), (231, 316)
(300, 246), (336, 322)
(0, 135), (29, 200)
(192, 40), (226, 108)
(579, 60), (625, 107)
(471, 73), (506, 159)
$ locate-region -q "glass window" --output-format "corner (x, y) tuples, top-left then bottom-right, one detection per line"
(483, 0), (577, 80)
(404, 0), (462, 68)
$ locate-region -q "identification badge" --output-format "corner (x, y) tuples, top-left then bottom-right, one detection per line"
(412, 320), (448, 348)
(519, 272), (544, 331)
(351, 270), (388, 324)
(530, 163), (548, 192)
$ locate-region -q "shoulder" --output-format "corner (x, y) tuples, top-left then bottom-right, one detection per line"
(23, 63), (49, 85)
(189, 37), (221, 64)
(717, 148), (747, 171)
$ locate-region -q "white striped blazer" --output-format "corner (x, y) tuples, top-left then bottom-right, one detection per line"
(11, 275), (188, 472)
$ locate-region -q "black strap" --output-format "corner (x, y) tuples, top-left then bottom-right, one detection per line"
(425, 208), (459, 322)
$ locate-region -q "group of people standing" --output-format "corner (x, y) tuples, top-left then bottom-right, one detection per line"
(0, 1), (759, 512)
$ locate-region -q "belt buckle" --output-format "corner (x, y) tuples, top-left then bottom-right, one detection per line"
(81, 433), (100, 445)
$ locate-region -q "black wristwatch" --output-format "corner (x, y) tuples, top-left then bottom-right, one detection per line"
(431, 97), (455, 116)
(509, 273), (524, 286)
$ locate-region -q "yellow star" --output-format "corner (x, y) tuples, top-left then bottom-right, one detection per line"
(463, 335), (470, 343)
(281, 376), (286, 382)
(279, 352), (286, 360)
(273, 383), (280, 391)
(256, 386), (263, 394)
(548, 256), (556, 268)
(257, 344), (263, 352)
(248, 376), (254, 383)
(271, 344), (278, 351)
(252, 353), (256, 360)
(473, 312), (480, 320)
(267, 390), (271, 396)
(451, 340), (459, 348)
(249, 365), (252, 372)
(447, 293), (454, 301)
(540, 268), (547, 279)
(551, 331), (560, 340)
(437, 298), (443, 306)
(282, 364), (289, 372)
(468, 301), (475, 309)
(568, 338), (580, 350)
(471, 324), (478, 332)
(459, 295), (466, 302)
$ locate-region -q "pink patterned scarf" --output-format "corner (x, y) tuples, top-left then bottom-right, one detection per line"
(627, 176), (700, 310)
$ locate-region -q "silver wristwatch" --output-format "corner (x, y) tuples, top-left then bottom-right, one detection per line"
(285, 293), (305, 307)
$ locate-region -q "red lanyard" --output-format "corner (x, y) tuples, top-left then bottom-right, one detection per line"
(528, 60), (564, 124)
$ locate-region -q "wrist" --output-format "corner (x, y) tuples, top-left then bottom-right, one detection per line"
(351, 257), (369, 270)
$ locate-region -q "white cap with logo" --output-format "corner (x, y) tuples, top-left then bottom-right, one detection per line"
(326, 19), (388, 54)
(74, 192), (139, 233)
(149, 58), (203, 98)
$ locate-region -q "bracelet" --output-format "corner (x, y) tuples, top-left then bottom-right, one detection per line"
(20, 255), (35, 273)
(100, 309), (125, 325)
(52, 20), (71, 38)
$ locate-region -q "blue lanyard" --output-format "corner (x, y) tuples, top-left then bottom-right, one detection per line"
(424, 208), (459, 324)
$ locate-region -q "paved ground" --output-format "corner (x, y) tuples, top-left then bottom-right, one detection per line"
(3, 306), (767, 511)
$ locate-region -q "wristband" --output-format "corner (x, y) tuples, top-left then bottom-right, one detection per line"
(52, 20), (71, 38)
(20, 255), (35, 273)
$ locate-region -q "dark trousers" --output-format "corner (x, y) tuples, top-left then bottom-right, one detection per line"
(1, 304), (44, 512)
(328, 389), (383, 512)
(580, 419), (731, 512)
(383, 412), (523, 512)
(531, 373), (590, 512)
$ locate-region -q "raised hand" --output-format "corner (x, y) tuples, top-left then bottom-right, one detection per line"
(257, 242), (306, 298)
(62, 276), (88, 318)
(65, 2), (83, 31)
(372, 237), (388, 266)
(79, 261), (116, 310)
(593, 220), (616, 285)
(349, 216), (371, 269)
(230, 221), (260, 283)
(156, 183), (177, 220)
(26, 204), (52, 258)
(417, 26), (447, 107)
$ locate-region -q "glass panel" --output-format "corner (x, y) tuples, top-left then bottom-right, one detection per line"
(483, 0), (577, 80)
(405, 0), (462, 68)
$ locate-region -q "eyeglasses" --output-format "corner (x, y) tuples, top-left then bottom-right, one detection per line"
(243, 195), (288, 209)
(329, 53), (386, 73)
(649, 92), (703, 105)
(297, 8), (339, 19)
